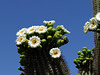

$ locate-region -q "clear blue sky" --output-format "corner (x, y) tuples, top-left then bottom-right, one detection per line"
(0, 0), (94, 75)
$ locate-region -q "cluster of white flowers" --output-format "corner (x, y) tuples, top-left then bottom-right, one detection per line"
(84, 12), (100, 33)
(60, 25), (70, 34)
(49, 48), (61, 58)
(16, 25), (47, 36)
(16, 25), (47, 47)
(16, 20), (70, 59)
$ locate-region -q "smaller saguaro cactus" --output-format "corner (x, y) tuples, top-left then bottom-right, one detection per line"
(73, 47), (94, 75)
(16, 20), (70, 75)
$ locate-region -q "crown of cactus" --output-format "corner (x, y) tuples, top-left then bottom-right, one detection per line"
(16, 20), (70, 75)
(83, 12), (100, 33)
(73, 47), (95, 75)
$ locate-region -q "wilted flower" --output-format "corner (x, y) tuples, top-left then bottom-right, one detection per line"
(28, 36), (41, 48)
(16, 28), (27, 36)
(60, 25), (70, 34)
(84, 21), (90, 33)
(49, 48), (61, 58)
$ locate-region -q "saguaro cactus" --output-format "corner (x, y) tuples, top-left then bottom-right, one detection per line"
(82, 1), (100, 74)
(74, 1), (100, 74)
(74, 47), (94, 75)
(92, 0), (100, 75)
(16, 20), (70, 75)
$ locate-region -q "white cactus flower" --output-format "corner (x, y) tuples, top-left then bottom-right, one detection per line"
(89, 17), (98, 30)
(36, 25), (47, 34)
(84, 21), (90, 33)
(16, 28), (27, 36)
(27, 26), (37, 34)
(48, 20), (55, 25)
(43, 20), (55, 25)
(28, 36), (41, 48)
(49, 48), (61, 58)
(16, 35), (26, 45)
(96, 12), (100, 21)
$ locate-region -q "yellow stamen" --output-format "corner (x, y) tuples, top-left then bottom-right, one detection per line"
(39, 28), (43, 31)
(32, 40), (37, 45)
(29, 28), (34, 31)
(91, 21), (95, 27)
(20, 30), (24, 33)
(18, 37), (23, 42)
(53, 50), (58, 55)
(49, 22), (52, 24)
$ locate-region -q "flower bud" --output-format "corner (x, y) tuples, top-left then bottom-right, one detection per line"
(86, 57), (89, 60)
(82, 49), (87, 54)
(77, 51), (82, 55)
(82, 47), (87, 51)
(56, 25), (62, 31)
(77, 60), (81, 64)
(87, 50), (91, 53)
(73, 59), (78, 65)
(19, 58), (25, 66)
(47, 27), (53, 32)
(41, 39), (46, 46)
(52, 28), (56, 33)
(97, 28), (100, 32)
(18, 67), (24, 71)
(89, 57), (93, 60)
(20, 73), (24, 75)
(79, 57), (83, 61)
(47, 35), (52, 40)
(82, 60), (87, 65)
(20, 55), (25, 58)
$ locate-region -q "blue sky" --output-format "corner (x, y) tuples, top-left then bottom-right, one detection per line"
(0, 0), (94, 75)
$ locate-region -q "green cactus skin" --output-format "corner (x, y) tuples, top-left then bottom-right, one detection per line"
(92, 0), (100, 75)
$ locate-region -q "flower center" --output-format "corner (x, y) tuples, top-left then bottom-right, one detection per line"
(49, 22), (52, 24)
(30, 28), (34, 31)
(32, 40), (37, 45)
(53, 50), (58, 55)
(91, 22), (95, 27)
(18, 37), (23, 42)
(20, 30), (24, 33)
(39, 28), (43, 31)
